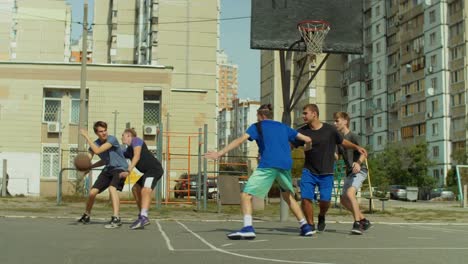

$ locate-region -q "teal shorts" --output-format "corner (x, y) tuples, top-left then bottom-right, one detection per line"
(242, 168), (295, 198)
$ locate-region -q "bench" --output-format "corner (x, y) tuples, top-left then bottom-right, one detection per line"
(364, 197), (389, 213)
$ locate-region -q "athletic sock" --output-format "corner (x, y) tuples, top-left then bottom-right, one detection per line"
(299, 218), (307, 227)
(243, 215), (253, 227)
(141, 208), (149, 217)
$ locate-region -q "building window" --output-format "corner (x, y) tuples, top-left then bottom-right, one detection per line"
(41, 145), (60, 178)
(43, 98), (61, 122)
(351, 86), (356, 97)
(431, 99), (438, 112)
(430, 54), (437, 67)
(376, 42), (381, 53)
(351, 104), (356, 114)
(432, 146), (439, 157)
(429, 32), (436, 46)
(144, 92), (161, 125)
(377, 136), (382, 145)
(431, 77), (437, 91)
(351, 121), (356, 131)
(377, 116), (382, 127)
(429, 10), (436, 23)
(375, 23), (381, 34)
(432, 123), (439, 136)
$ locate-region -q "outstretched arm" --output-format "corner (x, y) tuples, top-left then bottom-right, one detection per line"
(296, 133), (312, 151)
(80, 129), (112, 154)
(205, 134), (250, 160)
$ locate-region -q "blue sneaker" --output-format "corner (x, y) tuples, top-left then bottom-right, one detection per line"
(300, 224), (315, 236)
(129, 215), (150, 230)
(227, 226), (256, 240)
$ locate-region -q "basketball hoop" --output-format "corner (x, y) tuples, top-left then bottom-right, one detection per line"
(297, 20), (330, 56)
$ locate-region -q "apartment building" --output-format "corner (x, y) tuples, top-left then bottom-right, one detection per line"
(343, 0), (467, 185)
(0, 0), (72, 62)
(217, 50), (238, 110)
(260, 51), (347, 127)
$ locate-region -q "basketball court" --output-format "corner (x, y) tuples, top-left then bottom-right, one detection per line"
(1, 216), (468, 264)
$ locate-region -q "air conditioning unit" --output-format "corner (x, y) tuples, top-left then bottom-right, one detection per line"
(426, 112), (433, 118)
(47, 122), (60, 133)
(143, 124), (158, 136)
(427, 66), (433, 73)
(309, 62), (316, 70)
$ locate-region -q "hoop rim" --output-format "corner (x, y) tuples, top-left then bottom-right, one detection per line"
(297, 20), (330, 32)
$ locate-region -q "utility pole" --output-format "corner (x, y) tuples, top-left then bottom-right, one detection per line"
(112, 110), (119, 136)
(78, 1), (89, 153)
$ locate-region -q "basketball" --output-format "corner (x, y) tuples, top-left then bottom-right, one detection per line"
(74, 153), (91, 171)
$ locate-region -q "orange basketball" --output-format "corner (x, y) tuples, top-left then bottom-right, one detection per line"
(74, 153), (91, 171)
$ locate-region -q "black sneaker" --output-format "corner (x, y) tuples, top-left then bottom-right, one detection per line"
(317, 215), (326, 232)
(104, 216), (122, 229)
(77, 213), (90, 224)
(360, 218), (372, 231)
(351, 221), (363, 235)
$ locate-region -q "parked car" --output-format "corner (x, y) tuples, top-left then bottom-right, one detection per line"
(174, 173), (217, 199)
(389, 185), (407, 200)
(430, 188), (455, 200)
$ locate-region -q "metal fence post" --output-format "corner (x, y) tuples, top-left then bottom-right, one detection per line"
(203, 124), (208, 211)
(1, 159), (7, 197)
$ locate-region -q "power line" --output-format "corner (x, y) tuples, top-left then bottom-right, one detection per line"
(0, 8), (250, 26)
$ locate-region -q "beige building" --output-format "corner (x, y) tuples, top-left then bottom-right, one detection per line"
(0, 61), (218, 197)
(260, 51), (347, 127)
(217, 50), (238, 110)
(0, 0), (72, 62)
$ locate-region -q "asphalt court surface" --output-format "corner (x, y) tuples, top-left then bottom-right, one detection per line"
(1, 217), (468, 264)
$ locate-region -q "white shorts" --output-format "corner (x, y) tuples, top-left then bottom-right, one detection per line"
(341, 169), (368, 195)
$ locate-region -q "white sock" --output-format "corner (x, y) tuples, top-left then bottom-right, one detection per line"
(299, 218), (307, 227)
(243, 215), (253, 227)
(140, 208), (148, 217)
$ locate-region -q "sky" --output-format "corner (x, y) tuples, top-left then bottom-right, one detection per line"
(69, 0), (259, 100)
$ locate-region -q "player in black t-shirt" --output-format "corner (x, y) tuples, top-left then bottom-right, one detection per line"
(295, 104), (367, 233)
(120, 128), (164, 230)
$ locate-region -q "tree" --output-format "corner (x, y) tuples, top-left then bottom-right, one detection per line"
(367, 142), (436, 189)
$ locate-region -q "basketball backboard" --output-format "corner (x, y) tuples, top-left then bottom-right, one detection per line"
(251, 0), (363, 54)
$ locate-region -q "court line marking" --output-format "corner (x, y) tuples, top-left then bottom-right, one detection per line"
(156, 220), (174, 251)
(175, 220), (333, 264)
(172, 247), (468, 252)
(402, 225), (468, 234)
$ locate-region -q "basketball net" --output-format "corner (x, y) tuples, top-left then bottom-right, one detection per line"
(297, 20), (330, 58)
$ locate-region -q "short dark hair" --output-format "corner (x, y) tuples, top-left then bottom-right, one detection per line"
(93, 121), (108, 133)
(257, 104), (273, 119)
(303, 104), (319, 117)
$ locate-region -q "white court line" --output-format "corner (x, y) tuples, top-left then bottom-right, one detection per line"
(408, 237), (435, 240)
(221, 243), (233, 247)
(403, 225), (468, 234)
(156, 220), (174, 251)
(248, 239), (269, 243)
(173, 247), (468, 252)
(175, 220), (333, 264)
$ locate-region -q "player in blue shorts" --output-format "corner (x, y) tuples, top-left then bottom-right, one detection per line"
(294, 104), (367, 233)
(205, 104), (314, 240)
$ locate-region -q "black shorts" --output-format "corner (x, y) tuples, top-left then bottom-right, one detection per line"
(92, 169), (126, 193)
(135, 168), (164, 190)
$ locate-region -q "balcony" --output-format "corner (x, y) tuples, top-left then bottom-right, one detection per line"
(448, 9), (463, 24)
(451, 130), (466, 141)
(450, 82), (465, 93)
(388, 101), (401, 112)
(449, 57), (464, 70)
(450, 105), (466, 118)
